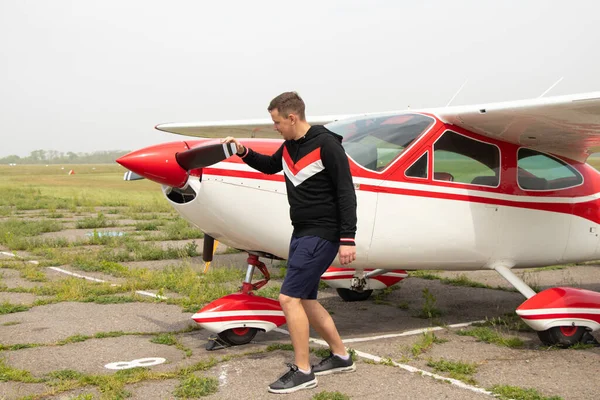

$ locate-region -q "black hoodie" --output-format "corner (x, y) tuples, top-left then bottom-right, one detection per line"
(239, 125), (357, 246)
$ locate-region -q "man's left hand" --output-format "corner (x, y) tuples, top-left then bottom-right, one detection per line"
(338, 245), (356, 266)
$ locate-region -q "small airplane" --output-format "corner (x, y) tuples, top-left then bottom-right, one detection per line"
(117, 91), (600, 348)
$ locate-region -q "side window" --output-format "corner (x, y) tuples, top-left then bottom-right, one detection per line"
(405, 152), (428, 179)
(517, 148), (583, 190)
(433, 131), (500, 187)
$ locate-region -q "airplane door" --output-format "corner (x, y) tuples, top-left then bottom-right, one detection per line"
(368, 131), (503, 270)
(369, 184), (502, 270)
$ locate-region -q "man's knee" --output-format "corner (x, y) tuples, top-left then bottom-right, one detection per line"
(279, 293), (301, 308)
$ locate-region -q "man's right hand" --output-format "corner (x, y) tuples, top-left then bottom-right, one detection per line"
(222, 136), (245, 155)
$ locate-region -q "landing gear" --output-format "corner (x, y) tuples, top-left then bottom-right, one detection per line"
(494, 265), (600, 347)
(336, 288), (373, 302)
(537, 326), (586, 347)
(321, 267), (407, 302)
(192, 254), (286, 348)
(218, 327), (259, 346)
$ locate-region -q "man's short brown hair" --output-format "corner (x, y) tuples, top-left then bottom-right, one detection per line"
(268, 91), (306, 121)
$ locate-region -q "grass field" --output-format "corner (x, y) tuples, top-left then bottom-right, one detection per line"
(0, 164), (169, 211)
(0, 164), (254, 313)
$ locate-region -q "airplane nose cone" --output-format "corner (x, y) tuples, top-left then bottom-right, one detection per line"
(117, 141), (190, 188)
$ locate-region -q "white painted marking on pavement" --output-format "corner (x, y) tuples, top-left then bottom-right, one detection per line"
(219, 364), (229, 386)
(135, 290), (168, 300)
(105, 357), (166, 370)
(48, 267), (167, 299)
(274, 321), (483, 343)
(4, 254), (165, 300)
(341, 320), (485, 343)
(48, 267), (111, 284)
(351, 348), (494, 397)
(1, 251), (39, 264)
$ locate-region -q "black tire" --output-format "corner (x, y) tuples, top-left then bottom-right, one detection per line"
(217, 327), (258, 346)
(537, 326), (586, 347)
(336, 288), (373, 302)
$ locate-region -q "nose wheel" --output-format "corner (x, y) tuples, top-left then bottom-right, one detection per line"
(336, 288), (373, 302)
(217, 327), (259, 346)
(194, 254), (286, 350)
(536, 326), (596, 347)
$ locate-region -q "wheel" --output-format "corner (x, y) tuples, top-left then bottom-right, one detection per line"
(217, 327), (258, 346)
(537, 326), (586, 347)
(336, 288), (373, 302)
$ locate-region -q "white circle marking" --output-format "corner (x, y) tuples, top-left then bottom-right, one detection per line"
(104, 357), (166, 370)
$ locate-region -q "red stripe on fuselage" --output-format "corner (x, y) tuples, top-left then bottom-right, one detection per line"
(520, 313), (600, 322)
(201, 167), (600, 224)
(360, 184), (600, 224)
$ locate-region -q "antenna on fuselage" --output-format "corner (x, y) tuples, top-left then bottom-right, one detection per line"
(446, 79), (469, 107)
(538, 77), (564, 98)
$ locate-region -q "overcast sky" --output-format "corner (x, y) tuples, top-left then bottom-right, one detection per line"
(1, 0), (598, 157)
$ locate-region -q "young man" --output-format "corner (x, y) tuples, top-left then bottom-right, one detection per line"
(222, 91), (357, 394)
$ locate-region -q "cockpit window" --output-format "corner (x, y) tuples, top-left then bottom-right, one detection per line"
(517, 148), (583, 190)
(326, 113), (435, 172)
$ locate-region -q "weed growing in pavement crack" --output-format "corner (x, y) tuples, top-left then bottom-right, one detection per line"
(410, 331), (448, 357)
(489, 384), (563, 400)
(457, 326), (524, 348)
(417, 288), (442, 319)
(426, 358), (478, 385)
(312, 391), (351, 400)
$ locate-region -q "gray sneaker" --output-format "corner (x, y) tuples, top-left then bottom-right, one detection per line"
(312, 352), (356, 376)
(268, 364), (318, 394)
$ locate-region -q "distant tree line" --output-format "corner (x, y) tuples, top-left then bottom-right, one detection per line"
(0, 150), (130, 164)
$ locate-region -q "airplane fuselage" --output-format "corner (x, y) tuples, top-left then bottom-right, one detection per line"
(117, 93), (600, 346)
(161, 113), (600, 271)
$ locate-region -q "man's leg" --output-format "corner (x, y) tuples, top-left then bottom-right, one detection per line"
(301, 299), (346, 356)
(268, 236), (320, 394)
(267, 293), (317, 394)
(279, 293), (311, 371)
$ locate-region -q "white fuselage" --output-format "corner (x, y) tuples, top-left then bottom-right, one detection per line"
(167, 162), (600, 271)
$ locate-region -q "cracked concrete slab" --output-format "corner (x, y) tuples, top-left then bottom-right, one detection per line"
(4, 335), (187, 376)
(0, 302), (194, 345)
(0, 382), (47, 400)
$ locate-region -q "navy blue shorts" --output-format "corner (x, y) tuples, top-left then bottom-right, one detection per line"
(280, 236), (339, 300)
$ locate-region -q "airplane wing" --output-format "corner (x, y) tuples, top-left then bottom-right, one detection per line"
(155, 114), (357, 139)
(156, 92), (600, 163)
(433, 91), (600, 163)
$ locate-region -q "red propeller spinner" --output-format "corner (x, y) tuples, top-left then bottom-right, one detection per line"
(116, 141), (191, 188)
(117, 141), (238, 188)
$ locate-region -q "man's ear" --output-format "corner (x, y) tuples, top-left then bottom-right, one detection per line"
(288, 113), (297, 125)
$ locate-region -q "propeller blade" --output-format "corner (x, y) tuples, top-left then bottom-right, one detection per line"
(123, 170), (145, 181)
(176, 142), (238, 171)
